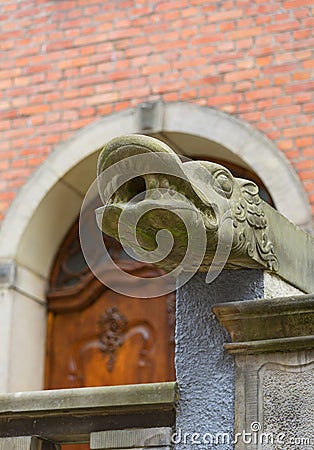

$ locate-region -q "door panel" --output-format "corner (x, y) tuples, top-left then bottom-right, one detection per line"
(46, 290), (175, 389)
(45, 204), (175, 403)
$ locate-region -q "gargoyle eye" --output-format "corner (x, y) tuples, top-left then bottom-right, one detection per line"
(213, 170), (233, 198)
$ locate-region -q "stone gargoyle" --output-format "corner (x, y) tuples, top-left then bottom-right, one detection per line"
(96, 134), (314, 293)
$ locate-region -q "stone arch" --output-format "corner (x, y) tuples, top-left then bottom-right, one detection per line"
(0, 102), (311, 392)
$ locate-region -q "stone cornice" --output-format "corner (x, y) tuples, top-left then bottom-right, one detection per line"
(96, 134), (314, 293)
(213, 293), (314, 354)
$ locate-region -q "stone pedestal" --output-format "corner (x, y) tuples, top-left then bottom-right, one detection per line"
(233, 351), (314, 450)
(214, 292), (314, 450)
(174, 271), (303, 450)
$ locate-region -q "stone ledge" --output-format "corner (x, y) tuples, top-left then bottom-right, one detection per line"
(225, 335), (314, 354)
(0, 383), (177, 444)
(213, 293), (314, 354)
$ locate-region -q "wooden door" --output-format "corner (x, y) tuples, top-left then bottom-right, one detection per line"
(45, 220), (175, 390)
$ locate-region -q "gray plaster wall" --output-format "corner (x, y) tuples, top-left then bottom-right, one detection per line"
(174, 270), (266, 450)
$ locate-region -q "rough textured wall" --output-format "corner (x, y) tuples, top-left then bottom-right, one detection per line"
(1, 0), (314, 221)
(260, 362), (314, 449)
(175, 270), (266, 449)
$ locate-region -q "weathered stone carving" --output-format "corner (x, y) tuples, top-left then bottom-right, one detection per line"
(233, 182), (279, 271)
(96, 134), (314, 293)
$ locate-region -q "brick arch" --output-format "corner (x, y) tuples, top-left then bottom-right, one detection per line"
(0, 102), (311, 392)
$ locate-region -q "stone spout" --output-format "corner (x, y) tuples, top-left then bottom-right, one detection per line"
(96, 134), (314, 293)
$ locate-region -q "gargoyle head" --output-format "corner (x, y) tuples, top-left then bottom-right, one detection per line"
(96, 134), (278, 272)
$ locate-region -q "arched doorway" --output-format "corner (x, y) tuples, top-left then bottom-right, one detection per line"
(44, 157), (273, 390)
(0, 102), (311, 393)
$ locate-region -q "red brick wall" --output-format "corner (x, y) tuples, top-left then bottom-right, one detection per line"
(1, 0), (314, 221)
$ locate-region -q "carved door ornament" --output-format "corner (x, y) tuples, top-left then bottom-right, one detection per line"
(67, 308), (155, 386)
(98, 306), (128, 372)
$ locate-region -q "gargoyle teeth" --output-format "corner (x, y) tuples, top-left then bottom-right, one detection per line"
(144, 174), (160, 189)
(110, 194), (118, 204)
(160, 177), (170, 189)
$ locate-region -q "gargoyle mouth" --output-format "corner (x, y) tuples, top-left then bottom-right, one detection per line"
(95, 135), (227, 267)
(96, 171), (218, 240)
